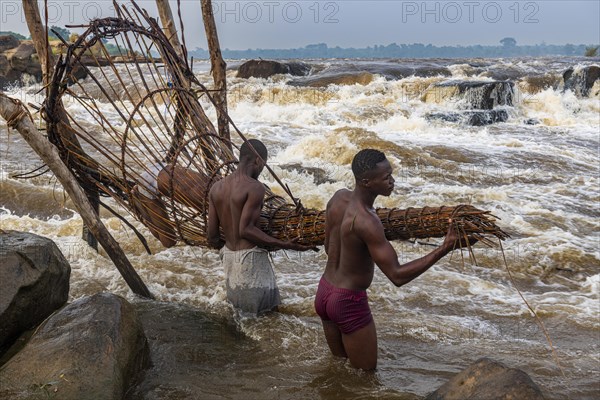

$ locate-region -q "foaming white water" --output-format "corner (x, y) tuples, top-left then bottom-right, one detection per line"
(2, 58), (599, 398)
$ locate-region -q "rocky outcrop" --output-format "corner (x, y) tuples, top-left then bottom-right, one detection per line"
(426, 110), (509, 126)
(0, 231), (70, 353)
(374, 65), (451, 80)
(237, 59), (311, 79)
(563, 65), (600, 97)
(288, 71), (374, 87)
(423, 80), (515, 109)
(279, 163), (335, 185)
(0, 293), (150, 400)
(519, 74), (562, 94)
(0, 38), (90, 90)
(0, 41), (43, 90)
(426, 358), (545, 400)
(0, 35), (19, 52)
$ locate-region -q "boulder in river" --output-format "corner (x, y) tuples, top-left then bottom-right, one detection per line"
(0, 231), (70, 353)
(288, 71), (374, 87)
(426, 109), (509, 126)
(0, 40), (42, 90)
(0, 35), (19, 52)
(563, 65), (600, 97)
(237, 59), (311, 79)
(426, 357), (546, 400)
(0, 39), (91, 90)
(0, 293), (150, 400)
(278, 163), (336, 185)
(423, 80), (515, 109)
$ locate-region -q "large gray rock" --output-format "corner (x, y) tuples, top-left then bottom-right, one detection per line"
(279, 163), (335, 185)
(0, 231), (70, 352)
(563, 65), (600, 97)
(0, 39), (89, 90)
(346, 63), (451, 80)
(0, 41), (42, 90)
(423, 80), (515, 109)
(426, 358), (545, 400)
(0, 35), (20, 52)
(237, 59), (311, 79)
(7, 42), (39, 75)
(426, 110), (509, 126)
(288, 71), (375, 87)
(0, 293), (150, 400)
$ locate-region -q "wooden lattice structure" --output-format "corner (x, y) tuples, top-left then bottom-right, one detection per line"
(41, 2), (508, 251)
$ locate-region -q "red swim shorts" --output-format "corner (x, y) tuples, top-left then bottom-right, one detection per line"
(314, 277), (373, 335)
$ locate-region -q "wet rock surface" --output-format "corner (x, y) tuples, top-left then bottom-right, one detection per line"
(0, 231), (70, 353)
(426, 357), (546, 400)
(0, 293), (150, 400)
(237, 59), (311, 79)
(426, 109), (509, 126)
(563, 65), (600, 97)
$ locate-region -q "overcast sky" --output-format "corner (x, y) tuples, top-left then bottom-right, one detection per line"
(1, 1), (599, 49)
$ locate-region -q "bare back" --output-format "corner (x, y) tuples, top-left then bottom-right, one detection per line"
(209, 173), (265, 251)
(324, 189), (381, 290)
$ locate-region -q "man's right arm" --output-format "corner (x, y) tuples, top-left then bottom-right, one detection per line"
(362, 217), (467, 287)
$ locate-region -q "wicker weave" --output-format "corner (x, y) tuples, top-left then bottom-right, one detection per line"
(40, 4), (508, 251)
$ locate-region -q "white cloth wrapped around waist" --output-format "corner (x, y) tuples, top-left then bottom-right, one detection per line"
(219, 246), (280, 315)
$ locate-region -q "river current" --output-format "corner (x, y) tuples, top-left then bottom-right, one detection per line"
(1, 57), (598, 399)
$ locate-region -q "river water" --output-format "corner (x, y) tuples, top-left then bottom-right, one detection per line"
(1, 57), (598, 399)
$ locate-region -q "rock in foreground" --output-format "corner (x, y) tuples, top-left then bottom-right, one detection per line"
(0, 293), (150, 400)
(0, 231), (70, 352)
(426, 357), (545, 400)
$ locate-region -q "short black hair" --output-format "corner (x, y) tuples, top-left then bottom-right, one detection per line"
(351, 149), (386, 178)
(240, 139), (268, 161)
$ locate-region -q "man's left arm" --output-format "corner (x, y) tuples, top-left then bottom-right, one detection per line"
(239, 184), (315, 251)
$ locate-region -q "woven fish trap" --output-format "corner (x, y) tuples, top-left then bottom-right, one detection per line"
(259, 197), (508, 248)
(40, 4), (508, 251)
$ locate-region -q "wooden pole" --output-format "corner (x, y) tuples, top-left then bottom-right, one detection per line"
(22, 0), (100, 250)
(22, 0), (53, 85)
(155, 0), (184, 59)
(201, 0), (231, 144)
(0, 94), (153, 299)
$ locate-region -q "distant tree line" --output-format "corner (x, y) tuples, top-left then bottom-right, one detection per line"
(3, 30), (597, 59)
(189, 40), (599, 59)
(0, 31), (28, 40)
(1, 29), (122, 56)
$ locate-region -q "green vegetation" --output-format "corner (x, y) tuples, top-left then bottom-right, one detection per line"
(104, 43), (125, 56)
(189, 41), (599, 60)
(48, 26), (70, 41)
(585, 46), (599, 57)
(0, 31), (28, 40)
(500, 37), (517, 47)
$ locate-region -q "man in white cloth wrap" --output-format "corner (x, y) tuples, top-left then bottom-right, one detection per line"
(207, 139), (315, 315)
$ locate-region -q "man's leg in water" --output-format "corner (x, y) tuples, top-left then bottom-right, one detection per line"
(342, 320), (378, 370)
(321, 319), (347, 358)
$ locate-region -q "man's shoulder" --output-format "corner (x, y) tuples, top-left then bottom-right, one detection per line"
(208, 178), (223, 195)
(227, 177), (265, 199)
(350, 207), (384, 238)
(245, 179), (266, 194)
(327, 188), (352, 209)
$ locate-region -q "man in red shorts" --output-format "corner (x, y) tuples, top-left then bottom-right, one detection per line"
(315, 149), (477, 370)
